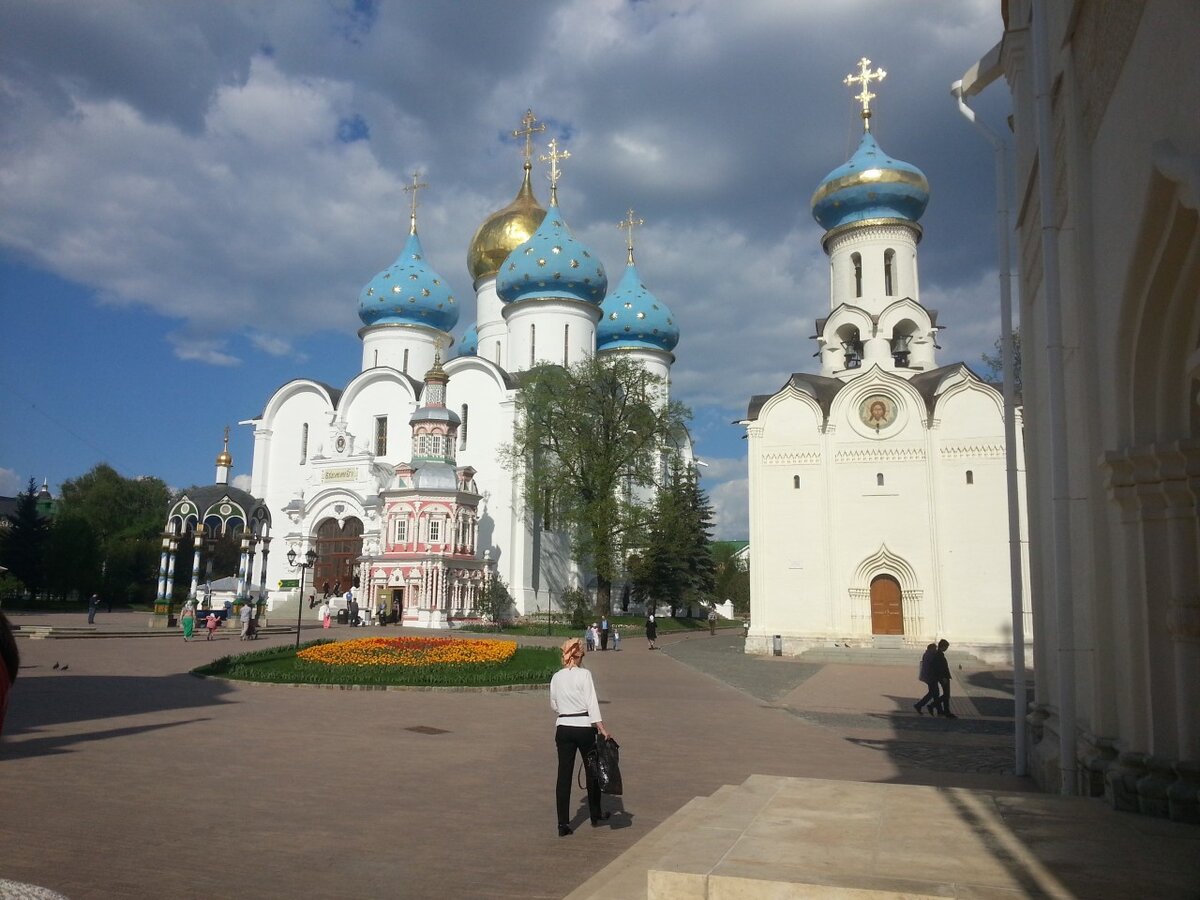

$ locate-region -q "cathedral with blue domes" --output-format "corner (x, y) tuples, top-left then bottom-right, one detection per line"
(743, 60), (1030, 661)
(242, 112), (680, 626)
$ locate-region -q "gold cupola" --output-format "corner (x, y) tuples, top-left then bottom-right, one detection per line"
(466, 110), (548, 283)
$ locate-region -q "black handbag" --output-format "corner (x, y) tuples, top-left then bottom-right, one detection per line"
(585, 736), (623, 796)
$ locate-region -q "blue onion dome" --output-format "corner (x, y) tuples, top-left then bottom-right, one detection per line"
(597, 262), (678, 352)
(495, 203), (607, 305)
(358, 231), (459, 331)
(810, 131), (929, 232)
(454, 323), (478, 358)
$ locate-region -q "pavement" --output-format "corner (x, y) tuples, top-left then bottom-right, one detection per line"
(0, 611), (1195, 899)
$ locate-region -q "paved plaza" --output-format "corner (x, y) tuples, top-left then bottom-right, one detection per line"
(1, 613), (1197, 899)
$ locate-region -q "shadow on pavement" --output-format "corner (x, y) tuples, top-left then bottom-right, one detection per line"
(2, 718), (212, 759)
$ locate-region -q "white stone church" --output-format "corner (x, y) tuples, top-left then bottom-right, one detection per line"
(743, 64), (1030, 662)
(241, 113), (681, 626)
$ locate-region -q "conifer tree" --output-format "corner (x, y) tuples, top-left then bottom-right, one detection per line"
(0, 479), (50, 593)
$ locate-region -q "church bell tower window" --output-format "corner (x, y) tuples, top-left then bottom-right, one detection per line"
(884, 249), (895, 296)
(852, 252), (863, 298)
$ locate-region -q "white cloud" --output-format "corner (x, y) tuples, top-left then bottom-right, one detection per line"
(231, 473), (252, 492)
(0, 467), (23, 496)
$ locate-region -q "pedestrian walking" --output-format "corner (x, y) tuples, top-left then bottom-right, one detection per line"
(87, 593), (101, 624)
(599, 616), (610, 650)
(913, 642), (940, 714)
(205, 612), (220, 640)
(180, 601), (196, 641)
(931, 639), (957, 718)
(611, 626), (621, 651)
(645, 614), (658, 650)
(549, 637), (613, 836)
(708, 606), (718, 636)
(318, 599), (331, 629)
(239, 601), (254, 640)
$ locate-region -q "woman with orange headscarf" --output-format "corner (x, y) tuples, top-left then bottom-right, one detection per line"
(549, 637), (612, 836)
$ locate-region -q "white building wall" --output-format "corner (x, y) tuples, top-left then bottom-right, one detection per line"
(504, 299), (599, 373)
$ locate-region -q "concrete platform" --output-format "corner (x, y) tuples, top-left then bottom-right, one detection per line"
(567, 775), (1200, 899)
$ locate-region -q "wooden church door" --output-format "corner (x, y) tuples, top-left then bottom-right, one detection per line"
(869, 575), (903, 635)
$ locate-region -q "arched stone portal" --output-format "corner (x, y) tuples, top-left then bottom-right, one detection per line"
(314, 517), (364, 594)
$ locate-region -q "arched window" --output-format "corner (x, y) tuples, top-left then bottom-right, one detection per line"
(300, 423), (308, 465)
(530, 324), (536, 368)
(460, 405), (469, 450)
(563, 324), (570, 366)
(884, 249), (895, 296)
(374, 416), (387, 456)
(416, 434), (428, 455)
(793, 475), (801, 489)
(876, 473), (885, 487)
(494, 341), (501, 365)
(966, 470), (974, 485)
(852, 252), (863, 297)
(403, 348), (410, 374)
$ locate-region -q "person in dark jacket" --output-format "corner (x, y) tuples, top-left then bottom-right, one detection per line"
(913, 643), (940, 715)
(930, 639), (957, 718)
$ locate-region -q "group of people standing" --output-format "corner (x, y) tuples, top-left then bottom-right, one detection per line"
(914, 638), (958, 719)
(583, 617), (619, 652)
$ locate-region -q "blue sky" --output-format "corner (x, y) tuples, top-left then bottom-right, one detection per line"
(0, 0), (1013, 538)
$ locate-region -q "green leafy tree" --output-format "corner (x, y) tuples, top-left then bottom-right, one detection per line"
(981, 327), (1022, 395)
(560, 587), (592, 630)
(711, 542), (750, 616)
(502, 355), (690, 616)
(0, 479), (50, 593)
(480, 574), (515, 630)
(58, 465), (170, 604)
(44, 514), (103, 599)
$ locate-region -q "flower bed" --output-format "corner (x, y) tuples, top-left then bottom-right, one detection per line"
(298, 636), (517, 667)
(194, 639), (558, 688)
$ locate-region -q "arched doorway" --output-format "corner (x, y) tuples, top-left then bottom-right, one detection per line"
(314, 517), (363, 594)
(869, 574), (903, 635)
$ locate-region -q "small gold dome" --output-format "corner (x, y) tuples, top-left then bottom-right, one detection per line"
(216, 450), (232, 467)
(466, 164), (546, 282)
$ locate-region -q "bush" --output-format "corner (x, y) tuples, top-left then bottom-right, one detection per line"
(560, 588), (591, 630)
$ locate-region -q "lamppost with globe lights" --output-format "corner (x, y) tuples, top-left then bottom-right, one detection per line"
(287, 546), (318, 649)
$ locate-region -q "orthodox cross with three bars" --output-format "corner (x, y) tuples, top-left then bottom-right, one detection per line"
(844, 57), (886, 131)
(513, 109), (546, 167)
(404, 170), (428, 233)
(540, 137), (570, 204)
(618, 208), (644, 264)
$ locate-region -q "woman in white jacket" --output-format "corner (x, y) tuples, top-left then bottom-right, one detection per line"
(549, 637), (613, 836)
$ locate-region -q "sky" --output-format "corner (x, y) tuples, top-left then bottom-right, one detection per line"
(0, 0), (1014, 540)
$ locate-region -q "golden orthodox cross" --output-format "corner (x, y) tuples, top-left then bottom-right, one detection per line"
(540, 138), (570, 204)
(222, 425), (230, 453)
(403, 170), (428, 233)
(844, 57), (887, 131)
(618, 208), (644, 264)
(512, 109), (546, 167)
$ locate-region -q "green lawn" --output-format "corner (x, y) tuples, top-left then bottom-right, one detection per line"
(193, 640), (560, 687)
(464, 615), (725, 638)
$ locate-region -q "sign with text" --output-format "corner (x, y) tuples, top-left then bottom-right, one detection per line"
(278, 579), (300, 589)
(322, 467), (358, 483)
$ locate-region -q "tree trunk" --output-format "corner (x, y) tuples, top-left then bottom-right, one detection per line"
(596, 572), (612, 617)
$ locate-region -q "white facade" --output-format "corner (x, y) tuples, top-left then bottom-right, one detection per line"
(744, 83), (1030, 663)
(241, 146), (676, 624)
(975, 0), (1200, 810)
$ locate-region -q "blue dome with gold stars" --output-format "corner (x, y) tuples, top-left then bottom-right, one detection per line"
(454, 323), (478, 358)
(496, 204), (607, 306)
(358, 231), (459, 331)
(597, 263), (678, 352)
(810, 132), (929, 233)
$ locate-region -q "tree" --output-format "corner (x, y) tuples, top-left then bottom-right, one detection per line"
(44, 514), (103, 599)
(0, 479), (50, 593)
(58, 465), (170, 604)
(480, 574), (514, 630)
(630, 459), (716, 616)
(503, 355), (690, 616)
(711, 542), (750, 616)
(981, 327), (1022, 395)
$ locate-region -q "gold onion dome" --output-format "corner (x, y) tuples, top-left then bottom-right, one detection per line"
(215, 427), (233, 468)
(466, 163), (546, 283)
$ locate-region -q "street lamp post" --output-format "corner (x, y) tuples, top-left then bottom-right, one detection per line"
(287, 546), (318, 649)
